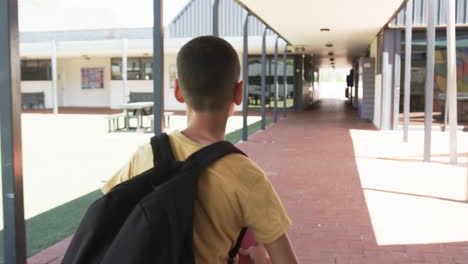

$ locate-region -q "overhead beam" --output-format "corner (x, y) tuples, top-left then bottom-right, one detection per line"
(234, 0), (291, 46)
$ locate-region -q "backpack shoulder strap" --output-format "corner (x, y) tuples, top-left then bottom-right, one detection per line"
(227, 227), (248, 264)
(187, 141), (246, 169)
(150, 133), (176, 167)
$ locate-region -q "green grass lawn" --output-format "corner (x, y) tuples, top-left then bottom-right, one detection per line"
(0, 118), (273, 263)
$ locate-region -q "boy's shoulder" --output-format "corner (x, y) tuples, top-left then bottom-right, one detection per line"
(207, 149), (267, 187)
(136, 133), (267, 186)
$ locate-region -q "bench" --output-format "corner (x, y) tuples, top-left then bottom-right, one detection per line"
(129, 92), (154, 103)
(147, 112), (175, 130)
(104, 112), (126, 132)
(22, 92), (45, 109)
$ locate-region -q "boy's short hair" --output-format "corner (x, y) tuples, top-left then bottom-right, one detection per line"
(177, 36), (240, 112)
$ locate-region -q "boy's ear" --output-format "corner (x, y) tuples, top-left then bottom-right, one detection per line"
(174, 79), (185, 103)
(233, 80), (244, 106)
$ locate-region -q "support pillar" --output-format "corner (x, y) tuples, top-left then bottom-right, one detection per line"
(392, 30), (402, 130)
(212, 0), (220, 37)
(242, 13), (249, 141)
(424, 0), (436, 162)
(153, 0), (164, 134)
(51, 40), (58, 114)
(283, 43), (288, 118)
(273, 36), (279, 123)
(261, 27), (267, 130)
(403, 0), (413, 142)
(447, 0), (458, 164)
(0, 0), (27, 262)
(122, 38), (128, 106)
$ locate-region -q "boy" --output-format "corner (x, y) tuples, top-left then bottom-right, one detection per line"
(102, 36), (298, 264)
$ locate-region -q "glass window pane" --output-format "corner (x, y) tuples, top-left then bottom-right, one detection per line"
(111, 58), (122, 80)
(141, 57), (153, 80)
(127, 58), (142, 80)
(247, 55), (294, 109)
(21, 60), (51, 81)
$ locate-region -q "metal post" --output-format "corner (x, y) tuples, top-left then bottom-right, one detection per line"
(153, 0), (164, 134)
(447, 0), (458, 164)
(242, 13), (249, 141)
(261, 27), (267, 130)
(0, 0), (27, 263)
(212, 0), (220, 36)
(444, 97), (449, 128)
(354, 69), (358, 107)
(381, 29), (395, 130)
(392, 30), (402, 130)
(283, 43), (288, 118)
(273, 36), (279, 123)
(403, 0), (413, 142)
(51, 40), (58, 114)
(424, 0), (436, 162)
(122, 38), (128, 106)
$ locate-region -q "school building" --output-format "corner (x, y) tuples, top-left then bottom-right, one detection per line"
(18, 0), (468, 131)
(18, 0), (308, 112)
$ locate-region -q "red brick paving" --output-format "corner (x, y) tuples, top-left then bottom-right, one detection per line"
(28, 236), (71, 264)
(28, 99), (468, 263)
(238, 99), (468, 263)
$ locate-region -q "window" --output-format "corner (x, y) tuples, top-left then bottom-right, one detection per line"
(111, 58), (123, 80)
(247, 55), (295, 108)
(141, 58), (153, 80)
(111, 57), (154, 80)
(21, 60), (52, 81)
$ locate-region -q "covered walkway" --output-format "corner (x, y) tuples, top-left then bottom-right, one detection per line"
(29, 98), (468, 263)
(241, 99), (468, 263)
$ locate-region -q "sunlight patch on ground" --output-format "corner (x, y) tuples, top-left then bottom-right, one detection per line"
(350, 129), (468, 245)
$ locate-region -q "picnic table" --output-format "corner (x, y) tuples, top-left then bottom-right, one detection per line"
(122, 102), (154, 130)
(105, 102), (175, 132)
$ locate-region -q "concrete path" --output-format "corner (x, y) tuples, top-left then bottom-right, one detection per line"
(29, 99), (468, 263)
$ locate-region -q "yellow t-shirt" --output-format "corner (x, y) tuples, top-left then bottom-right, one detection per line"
(102, 131), (292, 263)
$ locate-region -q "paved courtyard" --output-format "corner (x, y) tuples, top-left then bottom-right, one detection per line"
(27, 98), (468, 264)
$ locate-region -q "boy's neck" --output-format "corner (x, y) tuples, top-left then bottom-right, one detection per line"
(181, 110), (229, 145)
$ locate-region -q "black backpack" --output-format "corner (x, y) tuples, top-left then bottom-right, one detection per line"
(62, 133), (248, 264)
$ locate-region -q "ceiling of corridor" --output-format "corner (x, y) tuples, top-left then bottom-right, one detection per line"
(236, 0), (406, 68)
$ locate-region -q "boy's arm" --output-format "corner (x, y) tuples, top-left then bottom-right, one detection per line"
(264, 233), (299, 264)
(239, 234), (298, 264)
(241, 166), (298, 262)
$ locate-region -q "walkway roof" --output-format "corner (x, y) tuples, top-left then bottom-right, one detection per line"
(236, 0), (406, 68)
